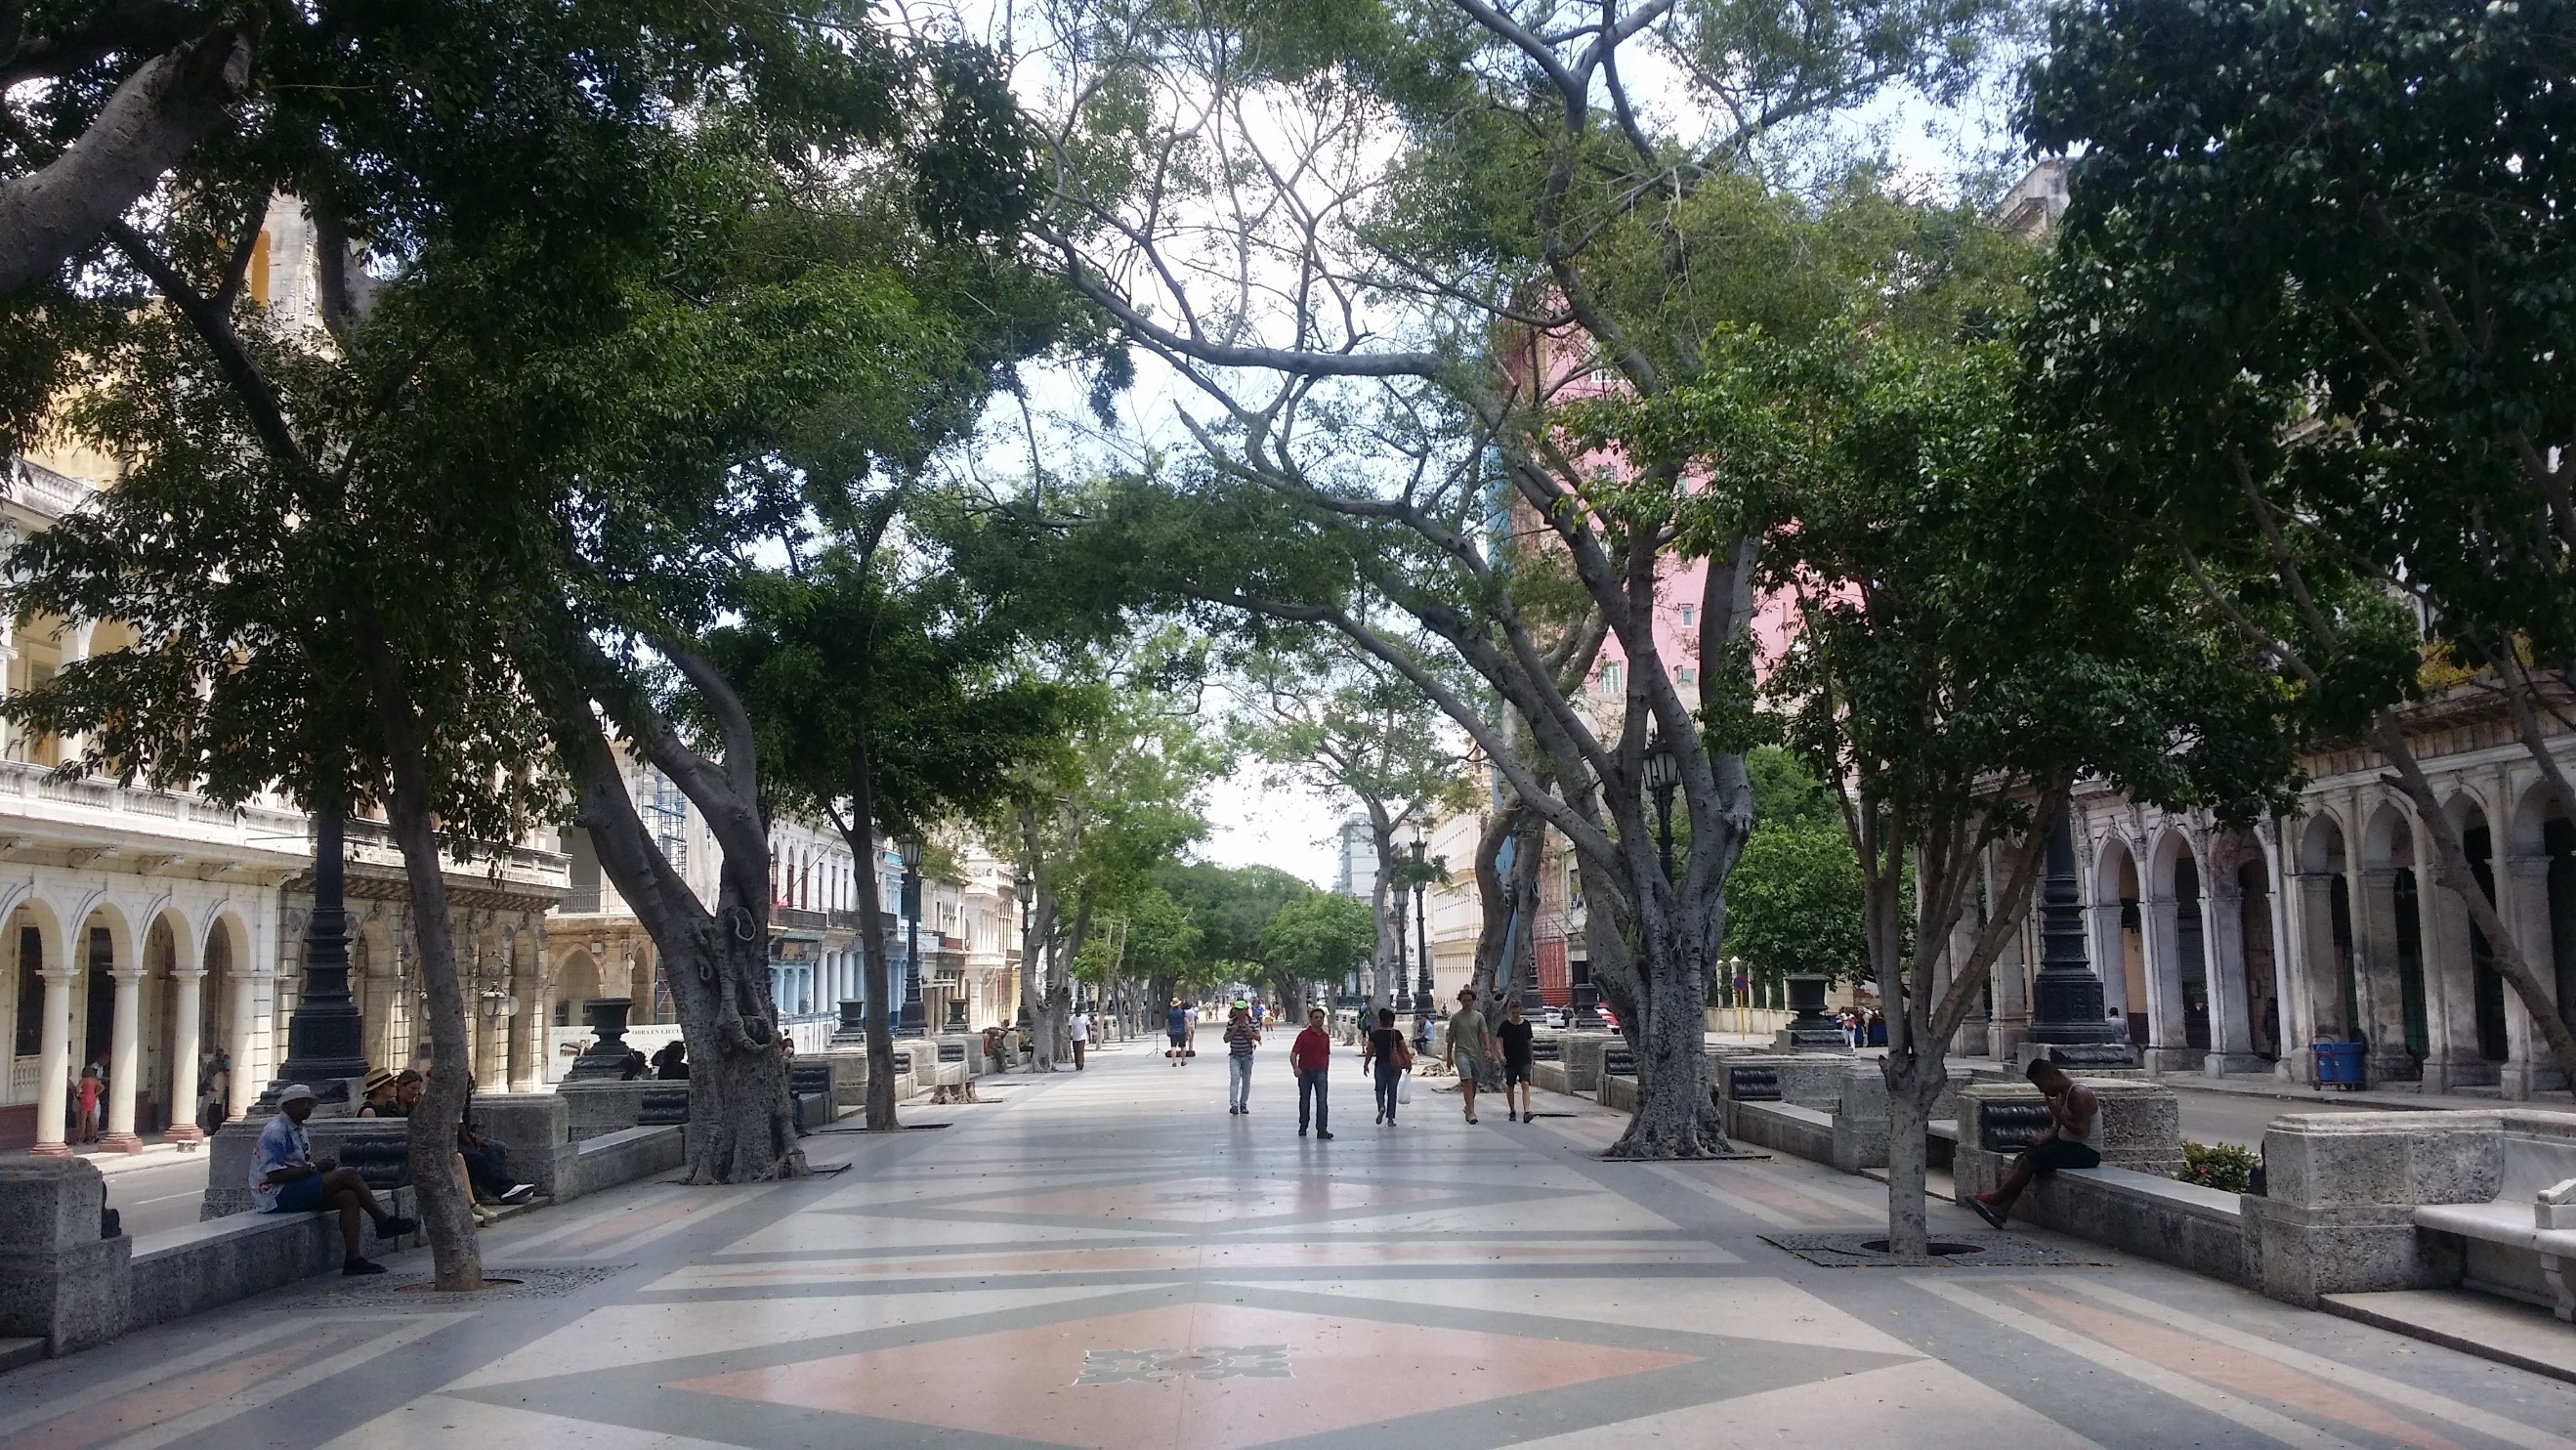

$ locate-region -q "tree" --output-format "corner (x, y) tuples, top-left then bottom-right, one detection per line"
(2023, 0), (2576, 1085)
(1039, 0), (2022, 1154)
(1638, 317), (2299, 1254)
(992, 647), (1223, 1067)
(1718, 825), (1867, 987)
(1236, 643), (1467, 1012)
(1257, 888), (1377, 1015)
(718, 529), (1075, 1130)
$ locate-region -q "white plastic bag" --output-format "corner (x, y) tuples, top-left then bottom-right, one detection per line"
(1397, 1070), (1414, 1105)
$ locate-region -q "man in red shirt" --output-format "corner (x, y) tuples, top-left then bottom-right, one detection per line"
(1290, 1006), (1335, 1140)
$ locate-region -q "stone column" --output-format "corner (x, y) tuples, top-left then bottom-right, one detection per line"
(163, 966), (205, 1144)
(30, 962), (76, 1157)
(2201, 877), (2261, 1074)
(99, 966), (145, 1152)
(2138, 880), (2192, 1073)
(508, 929), (540, 1093)
(226, 968), (267, 1117)
(2286, 871), (2340, 1078)
(2500, 853), (2561, 1098)
(2412, 826), (2482, 1090)
(2351, 865), (2417, 1083)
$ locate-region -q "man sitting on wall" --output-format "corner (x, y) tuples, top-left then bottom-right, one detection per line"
(251, 1084), (418, 1276)
(1969, 1060), (2103, 1228)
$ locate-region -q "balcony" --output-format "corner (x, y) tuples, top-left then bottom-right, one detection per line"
(0, 758), (311, 867)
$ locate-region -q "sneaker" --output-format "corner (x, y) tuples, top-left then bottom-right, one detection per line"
(343, 1258), (387, 1276)
(1968, 1193), (2008, 1229)
(1316, 1131), (1333, 1140)
(1506, 1110), (1518, 1122)
(1298, 1127), (1308, 1136)
(1374, 1113), (1384, 1125)
(375, 1215), (418, 1240)
(500, 1183), (536, 1203)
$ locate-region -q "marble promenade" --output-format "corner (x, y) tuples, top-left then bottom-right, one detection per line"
(4, 1044), (2573, 1448)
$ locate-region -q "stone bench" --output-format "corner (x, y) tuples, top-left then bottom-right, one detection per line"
(1733, 1100), (1837, 1163)
(1532, 1061), (1574, 1097)
(129, 1187), (426, 1326)
(574, 1125), (686, 1195)
(200, 1118), (418, 1219)
(1597, 1075), (1637, 1113)
(2013, 1164), (2251, 1286)
(2405, 1117), (2576, 1321)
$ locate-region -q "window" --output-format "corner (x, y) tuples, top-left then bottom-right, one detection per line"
(1678, 605), (1695, 627)
(1676, 666), (1696, 685)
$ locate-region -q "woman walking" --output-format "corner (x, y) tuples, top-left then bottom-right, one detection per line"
(1361, 1006), (1410, 1126)
(1224, 1005), (1261, 1114)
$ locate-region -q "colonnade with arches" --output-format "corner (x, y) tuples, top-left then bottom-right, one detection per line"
(3, 875), (282, 1155)
(2069, 734), (2576, 1098)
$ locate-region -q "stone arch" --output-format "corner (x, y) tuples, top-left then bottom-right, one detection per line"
(2091, 832), (2148, 1046)
(7, 889), (65, 1064)
(137, 905), (195, 1135)
(2355, 800), (2431, 1069)
(2146, 827), (2211, 1057)
(2292, 813), (2361, 1044)
(73, 898), (139, 1078)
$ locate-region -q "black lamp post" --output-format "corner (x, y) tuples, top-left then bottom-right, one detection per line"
(2028, 807), (2136, 1065)
(271, 800), (368, 1103)
(1412, 837), (1433, 1015)
(1643, 731), (1679, 884)
(898, 838), (925, 1036)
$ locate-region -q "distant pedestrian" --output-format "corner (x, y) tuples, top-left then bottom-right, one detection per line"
(76, 1059), (103, 1143)
(781, 1037), (808, 1136)
(1497, 998), (1536, 1123)
(1362, 1006), (1410, 1126)
(1447, 988), (1496, 1125)
(1290, 1006), (1333, 1139)
(198, 1047), (232, 1130)
(1070, 1008), (1091, 1070)
(1166, 1000), (1191, 1065)
(1224, 1006), (1261, 1114)
(620, 1046), (650, 1081)
(653, 1040), (691, 1081)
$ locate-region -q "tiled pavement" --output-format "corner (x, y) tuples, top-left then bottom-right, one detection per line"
(6, 1040), (2575, 1449)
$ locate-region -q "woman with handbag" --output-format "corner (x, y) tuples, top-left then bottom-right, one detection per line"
(1360, 1006), (1410, 1126)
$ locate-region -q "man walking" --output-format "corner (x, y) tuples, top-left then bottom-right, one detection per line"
(1070, 1006), (1090, 1070)
(1496, 997), (1536, 1122)
(251, 1084), (417, 1276)
(1166, 1000), (1191, 1065)
(1447, 987), (1497, 1125)
(1223, 1005), (1261, 1114)
(1290, 1006), (1334, 1139)
(1970, 1060), (2103, 1227)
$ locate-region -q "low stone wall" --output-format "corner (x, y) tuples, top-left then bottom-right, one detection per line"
(575, 1126), (686, 1195)
(1950, 1081), (2185, 1199)
(1597, 1075), (1637, 1113)
(1712, 1053), (1853, 1139)
(2243, 1110), (2538, 1309)
(131, 1186), (425, 1327)
(1732, 1100), (1836, 1162)
(1532, 1062), (1573, 1097)
(561, 1081), (667, 1142)
(1556, 1035), (1614, 1094)
(469, 1094), (578, 1204)
(0, 1160), (130, 1356)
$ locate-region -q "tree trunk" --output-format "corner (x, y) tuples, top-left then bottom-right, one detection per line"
(2372, 710), (2576, 1086)
(831, 748), (899, 1130)
(1879, 1045), (1947, 1258)
(549, 702), (805, 1180)
(350, 622), (483, 1290)
(1368, 805), (1401, 1011)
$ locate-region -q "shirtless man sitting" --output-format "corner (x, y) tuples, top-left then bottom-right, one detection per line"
(1969, 1059), (2101, 1228)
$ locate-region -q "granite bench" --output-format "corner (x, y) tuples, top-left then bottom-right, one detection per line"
(1731, 1100), (1837, 1163)
(574, 1125), (686, 1195)
(2408, 1119), (2576, 1321)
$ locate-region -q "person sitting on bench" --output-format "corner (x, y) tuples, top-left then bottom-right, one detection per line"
(251, 1084), (417, 1276)
(1969, 1060), (2102, 1228)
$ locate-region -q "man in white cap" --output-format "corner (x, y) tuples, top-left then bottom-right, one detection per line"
(251, 1084), (416, 1276)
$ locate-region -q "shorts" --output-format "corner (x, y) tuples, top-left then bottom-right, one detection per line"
(270, 1173), (329, 1213)
(1456, 1050), (1487, 1082)
(1168, 1031), (1189, 1049)
(2022, 1139), (2101, 1173)
(1504, 1058), (1534, 1086)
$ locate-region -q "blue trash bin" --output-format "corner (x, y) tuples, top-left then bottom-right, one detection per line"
(2311, 1039), (2365, 1090)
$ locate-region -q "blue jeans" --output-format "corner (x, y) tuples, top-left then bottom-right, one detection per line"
(1374, 1061), (1402, 1122)
(1297, 1069), (1329, 1131)
(1228, 1054), (1253, 1108)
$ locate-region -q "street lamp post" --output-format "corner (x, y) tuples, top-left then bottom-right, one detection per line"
(898, 838), (925, 1037)
(1410, 837), (1433, 1016)
(270, 800), (368, 1105)
(1642, 731), (1679, 884)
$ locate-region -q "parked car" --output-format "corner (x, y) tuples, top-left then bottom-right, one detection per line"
(1596, 1005), (1621, 1033)
(1541, 1006), (1570, 1029)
